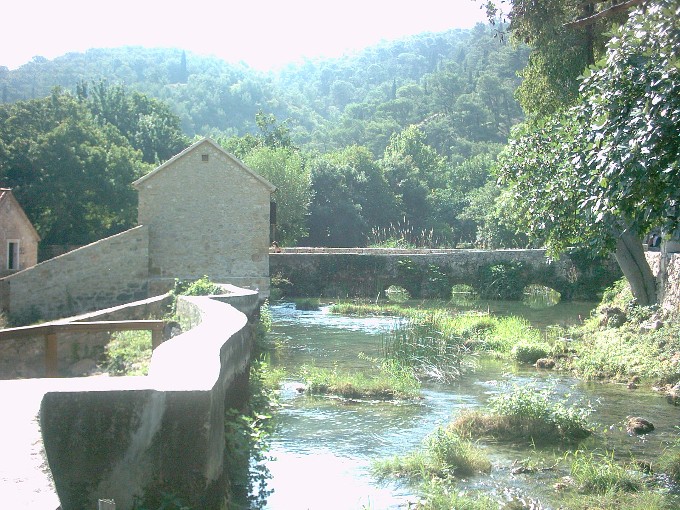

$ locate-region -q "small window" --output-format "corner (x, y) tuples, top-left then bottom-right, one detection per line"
(7, 241), (19, 270)
(201, 154), (209, 162)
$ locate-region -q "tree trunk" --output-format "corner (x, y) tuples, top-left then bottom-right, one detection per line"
(613, 229), (657, 306)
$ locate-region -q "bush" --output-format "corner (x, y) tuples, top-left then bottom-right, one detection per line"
(177, 275), (222, 296)
(450, 384), (592, 445)
(385, 285), (410, 303)
(511, 339), (551, 364)
(104, 330), (152, 376)
(373, 426), (490, 482)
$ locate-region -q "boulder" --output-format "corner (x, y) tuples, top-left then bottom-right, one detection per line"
(626, 416), (655, 435)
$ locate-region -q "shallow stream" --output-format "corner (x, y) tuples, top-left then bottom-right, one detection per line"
(262, 301), (679, 509)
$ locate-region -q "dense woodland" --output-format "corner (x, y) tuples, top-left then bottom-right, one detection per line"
(0, 24), (528, 249)
(1, 0), (678, 308)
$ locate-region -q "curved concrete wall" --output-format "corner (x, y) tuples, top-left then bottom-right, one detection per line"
(38, 287), (259, 510)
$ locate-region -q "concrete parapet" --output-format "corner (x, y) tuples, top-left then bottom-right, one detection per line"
(25, 287), (259, 510)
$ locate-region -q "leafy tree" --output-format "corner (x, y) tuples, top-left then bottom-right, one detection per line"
(241, 146), (311, 246)
(306, 145), (397, 246)
(497, 1), (680, 305)
(0, 89), (149, 245)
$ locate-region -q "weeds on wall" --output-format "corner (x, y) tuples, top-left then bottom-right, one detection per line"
(225, 306), (283, 509)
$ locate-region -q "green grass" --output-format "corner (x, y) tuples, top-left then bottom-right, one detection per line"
(298, 360), (420, 400)
(450, 384), (592, 446)
(568, 450), (644, 494)
(104, 330), (152, 375)
(373, 426), (491, 482)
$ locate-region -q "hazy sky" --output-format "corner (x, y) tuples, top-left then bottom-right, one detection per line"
(1, 0), (488, 70)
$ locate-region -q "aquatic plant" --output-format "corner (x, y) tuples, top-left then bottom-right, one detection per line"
(568, 450), (644, 493)
(299, 359), (420, 400)
(381, 310), (472, 382)
(450, 384), (593, 445)
(373, 426), (490, 482)
(416, 480), (498, 510)
(510, 339), (552, 364)
(293, 298), (320, 311)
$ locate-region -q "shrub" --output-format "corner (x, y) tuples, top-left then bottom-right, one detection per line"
(294, 298), (320, 311)
(373, 427), (490, 482)
(450, 384), (592, 445)
(385, 285), (410, 303)
(511, 339), (551, 364)
(178, 275), (222, 296)
(104, 330), (152, 376)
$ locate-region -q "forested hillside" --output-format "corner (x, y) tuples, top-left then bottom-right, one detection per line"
(1, 24), (531, 249)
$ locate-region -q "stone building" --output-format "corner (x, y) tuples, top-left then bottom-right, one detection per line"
(133, 138), (276, 290)
(0, 188), (39, 278)
(1, 138), (275, 322)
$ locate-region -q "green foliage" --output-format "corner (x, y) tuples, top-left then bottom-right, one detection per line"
(415, 480), (498, 510)
(293, 298), (320, 311)
(132, 491), (191, 510)
(568, 450), (644, 494)
(224, 355), (281, 509)
(451, 384), (592, 445)
(241, 146), (311, 246)
(104, 330), (152, 376)
(298, 358), (420, 400)
(0, 89), (150, 245)
(385, 285), (410, 303)
(177, 276), (222, 296)
(476, 262), (525, 300)
(510, 339), (551, 364)
(373, 426), (490, 482)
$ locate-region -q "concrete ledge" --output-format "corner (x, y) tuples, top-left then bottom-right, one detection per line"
(1, 287), (260, 510)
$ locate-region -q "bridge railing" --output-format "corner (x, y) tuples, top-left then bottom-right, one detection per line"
(0, 320), (165, 377)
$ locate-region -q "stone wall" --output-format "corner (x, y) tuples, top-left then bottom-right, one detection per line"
(270, 248), (621, 301)
(39, 288), (260, 510)
(646, 251), (680, 313)
(136, 139), (272, 294)
(0, 226), (150, 323)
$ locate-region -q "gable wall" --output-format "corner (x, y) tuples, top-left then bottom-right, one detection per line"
(0, 195), (38, 276)
(137, 143), (271, 288)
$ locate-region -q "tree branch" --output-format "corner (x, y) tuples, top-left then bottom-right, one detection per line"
(565, 0), (647, 29)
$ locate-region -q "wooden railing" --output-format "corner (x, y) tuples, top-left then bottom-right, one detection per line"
(0, 320), (165, 377)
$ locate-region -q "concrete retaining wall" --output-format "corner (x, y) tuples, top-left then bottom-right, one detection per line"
(38, 287), (260, 510)
(0, 226), (150, 324)
(270, 248), (621, 301)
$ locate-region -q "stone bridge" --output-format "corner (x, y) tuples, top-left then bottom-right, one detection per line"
(270, 248), (621, 301)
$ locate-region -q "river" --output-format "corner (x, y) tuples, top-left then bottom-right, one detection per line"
(261, 300), (679, 509)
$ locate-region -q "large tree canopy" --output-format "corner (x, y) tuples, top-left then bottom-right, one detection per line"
(497, 0), (680, 304)
(0, 89), (151, 245)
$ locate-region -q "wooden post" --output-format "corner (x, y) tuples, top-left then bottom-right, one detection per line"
(152, 328), (163, 350)
(45, 332), (58, 377)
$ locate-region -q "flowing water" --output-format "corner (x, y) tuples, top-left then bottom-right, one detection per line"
(262, 300), (679, 509)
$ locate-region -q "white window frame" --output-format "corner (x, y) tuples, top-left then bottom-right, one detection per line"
(7, 239), (19, 270)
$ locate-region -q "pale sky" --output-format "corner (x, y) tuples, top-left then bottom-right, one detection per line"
(1, 0), (488, 70)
